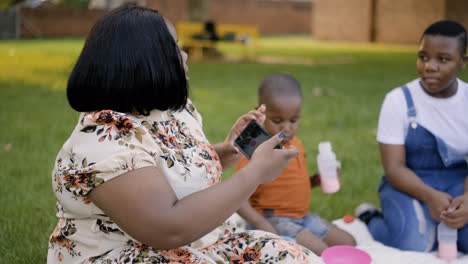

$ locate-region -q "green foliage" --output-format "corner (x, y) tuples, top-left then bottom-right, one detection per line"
(1, 37), (467, 262)
(58, 0), (89, 9)
(0, 0), (22, 9)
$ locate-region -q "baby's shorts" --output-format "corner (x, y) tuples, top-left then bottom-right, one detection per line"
(264, 210), (332, 239)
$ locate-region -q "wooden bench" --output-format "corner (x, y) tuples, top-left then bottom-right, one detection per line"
(176, 22), (259, 61)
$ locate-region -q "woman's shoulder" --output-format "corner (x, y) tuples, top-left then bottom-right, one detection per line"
(181, 98), (203, 126)
(68, 110), (162, 156)
(185, 98), (197, 114)
(390, 79), (419, 93)
(458, 78), (468, 85)
(458, 78), (468, 93)
(382, 79), (420, 104)
(78, 110), (146, 141)
(382, 86), (405, 105)
(53, 111), (159, 202)
(80, 110), (134, 129)
(61, 110), (159, 164)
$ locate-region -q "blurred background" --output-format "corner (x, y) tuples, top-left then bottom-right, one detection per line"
(1, 0), (468, 263)
(2, 0), (468, 43)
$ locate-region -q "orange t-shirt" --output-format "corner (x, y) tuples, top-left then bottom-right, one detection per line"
(235, 137), (310, 219)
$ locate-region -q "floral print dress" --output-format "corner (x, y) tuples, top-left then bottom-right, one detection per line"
(48, 99), (322, 264)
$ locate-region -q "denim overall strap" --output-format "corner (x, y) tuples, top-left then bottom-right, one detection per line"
(401, 85), (416, 119)
(401, 85), (466, 168)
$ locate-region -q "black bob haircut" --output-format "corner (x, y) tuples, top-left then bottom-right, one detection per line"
(67, 5), (188, 115)
(422, 20), (467, 55)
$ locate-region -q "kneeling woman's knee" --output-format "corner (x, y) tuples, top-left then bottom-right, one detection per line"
(398, 236), (434, 252)
(457, 228), (468, 253)
(380, 194), (435, 251)
(390, 219), (435, 252)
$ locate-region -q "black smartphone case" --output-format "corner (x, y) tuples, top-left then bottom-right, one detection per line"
(234, 120), (282, 159)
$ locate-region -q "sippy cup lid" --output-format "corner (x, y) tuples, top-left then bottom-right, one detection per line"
(319, 141), (332, 153)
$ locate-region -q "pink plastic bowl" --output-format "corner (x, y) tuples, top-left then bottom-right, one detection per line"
(322, 245), (372, 264)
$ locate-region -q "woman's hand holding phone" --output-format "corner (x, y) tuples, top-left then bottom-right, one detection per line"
(248, 131), (299, 184)
(215, 105), (266, 169)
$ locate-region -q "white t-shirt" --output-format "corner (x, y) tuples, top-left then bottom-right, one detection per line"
(377, 78), (468, 155)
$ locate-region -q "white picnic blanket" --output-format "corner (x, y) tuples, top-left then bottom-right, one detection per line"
(229, 213), (467, 263)
(333, 218), (468, 264)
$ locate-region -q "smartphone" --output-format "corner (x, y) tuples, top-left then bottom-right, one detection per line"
(234, 120), (283, 159)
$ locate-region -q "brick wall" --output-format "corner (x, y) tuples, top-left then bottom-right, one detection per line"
(313, 0), (468, 44)
(313, 0), (373, 42)
(375, 0), (445, 44)
(20, 1), (188, 37)
(146, 0), (187, 26)
(20, 4), (106, 37)
(210, 0), (312, 35)
(148, 0), (313, 35)
(19, 0), (468, 43)
(20, 0), (313, 37)
(446, 0), (468, 32)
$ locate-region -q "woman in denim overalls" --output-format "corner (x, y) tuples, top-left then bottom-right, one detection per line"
(358, 20), (468, 253)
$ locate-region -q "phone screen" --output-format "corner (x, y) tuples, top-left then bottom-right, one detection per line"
(234, 120), (282, 159)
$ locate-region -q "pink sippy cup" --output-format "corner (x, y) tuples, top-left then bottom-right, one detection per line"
(438, 209), (458, 261)
(317, 142), (340, 193)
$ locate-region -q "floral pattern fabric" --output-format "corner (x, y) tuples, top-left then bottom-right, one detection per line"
(48, 100), (322, 263)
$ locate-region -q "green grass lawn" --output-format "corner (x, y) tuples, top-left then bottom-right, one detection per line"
(1, 37), (466, 263)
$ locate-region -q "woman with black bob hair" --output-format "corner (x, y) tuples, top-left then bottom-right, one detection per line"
(48, 5), (321, 264)
(67, 4), (187, 115)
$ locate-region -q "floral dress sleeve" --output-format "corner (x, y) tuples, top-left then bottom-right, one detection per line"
(49, 110), (161, 263)
(53, 110), (159, 203)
